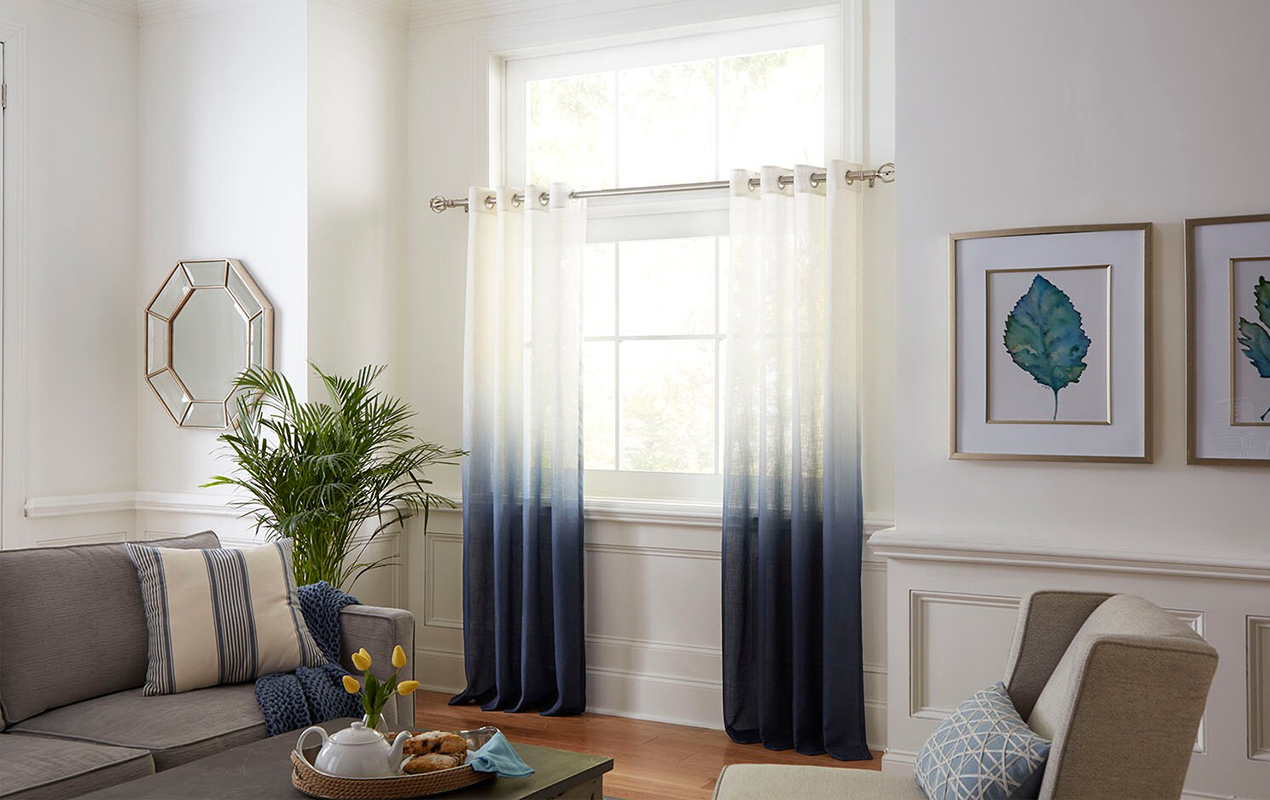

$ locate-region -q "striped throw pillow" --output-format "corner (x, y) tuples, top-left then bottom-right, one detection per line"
(126, 540), (326, 695)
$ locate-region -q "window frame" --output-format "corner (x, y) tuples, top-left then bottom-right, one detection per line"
(500, 12), (845, 502)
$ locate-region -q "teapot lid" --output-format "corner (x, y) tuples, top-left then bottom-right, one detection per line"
(328, 721), (387, 746)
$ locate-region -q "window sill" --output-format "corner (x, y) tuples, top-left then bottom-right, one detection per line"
(583, 497), (723, 527)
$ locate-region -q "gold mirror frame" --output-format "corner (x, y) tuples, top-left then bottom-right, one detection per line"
(144, 258), (273, 429)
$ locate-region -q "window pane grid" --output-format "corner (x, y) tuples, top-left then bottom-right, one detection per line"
(524, 41), (825, 480)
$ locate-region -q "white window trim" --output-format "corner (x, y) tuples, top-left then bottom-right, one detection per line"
(484, 4), (855, 503)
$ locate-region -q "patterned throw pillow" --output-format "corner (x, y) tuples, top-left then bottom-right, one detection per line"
(915, 682), (1051, 800)
(127, 540), (326, 695)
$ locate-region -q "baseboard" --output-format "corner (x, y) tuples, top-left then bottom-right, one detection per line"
(416, 645), (886, 748)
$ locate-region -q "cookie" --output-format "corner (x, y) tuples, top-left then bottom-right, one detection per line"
(402, 753), (461, 774)
(403, 731), (468, 757)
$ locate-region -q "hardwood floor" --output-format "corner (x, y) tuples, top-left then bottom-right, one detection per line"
(414, 690), (880, 800)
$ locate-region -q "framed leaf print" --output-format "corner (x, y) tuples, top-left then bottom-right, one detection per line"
(950, 223), (1152, 462)
(1185, 213), (1270, 465)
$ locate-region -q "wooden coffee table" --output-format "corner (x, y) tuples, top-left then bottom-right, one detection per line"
(77, 718), (613, 799)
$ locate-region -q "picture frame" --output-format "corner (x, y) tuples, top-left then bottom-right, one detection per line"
(949, 223), (1152, 462)
(1185, 213), (1270, 466)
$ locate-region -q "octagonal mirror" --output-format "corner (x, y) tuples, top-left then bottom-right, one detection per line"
(144, 259), (273, 429)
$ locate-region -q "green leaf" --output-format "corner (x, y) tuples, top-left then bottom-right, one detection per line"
(1237, 277), (1270, 421)
(1004, 274), (1092, 421)
(203, 363), (467, 590)
(1256, 275), (1270, 330)
(1239, 318), (1270, 379)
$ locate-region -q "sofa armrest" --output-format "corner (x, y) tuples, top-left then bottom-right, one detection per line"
(1002, 590), (1112, 718)
(338, 605), (416, 729)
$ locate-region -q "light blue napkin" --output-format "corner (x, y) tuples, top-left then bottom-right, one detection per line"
(468, 731), (534, 778)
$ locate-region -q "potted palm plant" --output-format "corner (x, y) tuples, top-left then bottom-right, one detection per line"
(206, 364), (464, 590)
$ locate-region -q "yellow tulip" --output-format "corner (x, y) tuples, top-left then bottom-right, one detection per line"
(342, 675), (361, 694)
(351, 650), (371, 672)
(397, 680), (420, 696)
(392, 645), (407, 669)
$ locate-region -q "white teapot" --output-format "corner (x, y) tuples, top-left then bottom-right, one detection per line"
(295, 720), (411, 778)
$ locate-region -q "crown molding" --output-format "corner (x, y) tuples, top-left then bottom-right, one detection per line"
(410, 0), (606, 29)
(318, 0), (410, 26)
(46, 0), (140, 25)
(138, 0), (269, 26)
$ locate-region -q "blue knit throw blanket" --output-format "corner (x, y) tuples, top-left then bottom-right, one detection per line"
(255, 582), (364, 737)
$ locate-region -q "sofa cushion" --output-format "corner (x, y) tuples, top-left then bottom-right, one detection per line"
(7, 683), (265, 771)
(712, 765), (926, 800)
(0, 532), (221, 725)
(126, 540), (325, 696)
(0, 733), (154, 800)
(1027, 593), (1204, 740)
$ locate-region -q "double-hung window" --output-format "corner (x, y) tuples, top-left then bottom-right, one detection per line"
(503, 14), (840, 501)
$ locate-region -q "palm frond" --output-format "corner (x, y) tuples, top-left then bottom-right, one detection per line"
(207, 364), (466, 590)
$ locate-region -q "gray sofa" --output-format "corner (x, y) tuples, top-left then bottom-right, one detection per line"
(713, 590), (1218, 800)
(0, 532), (415, 800)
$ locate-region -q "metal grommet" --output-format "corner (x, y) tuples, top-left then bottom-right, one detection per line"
(512, 194), (523, 207)
(483, 195), (496, 210)
(809, 175), (821, 189)
(539, 191), (550, 207)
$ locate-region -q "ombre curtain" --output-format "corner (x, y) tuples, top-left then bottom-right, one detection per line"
(450, 184), (586, 716)
(721, 163), (870, 759)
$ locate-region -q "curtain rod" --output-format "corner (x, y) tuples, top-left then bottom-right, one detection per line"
(429, 162), (895, 213)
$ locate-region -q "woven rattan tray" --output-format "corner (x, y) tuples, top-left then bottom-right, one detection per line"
(291, 727), (499, 800)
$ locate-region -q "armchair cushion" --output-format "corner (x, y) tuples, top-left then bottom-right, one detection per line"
(915, 682), (1050, 800)
(712, 765), (926, 800)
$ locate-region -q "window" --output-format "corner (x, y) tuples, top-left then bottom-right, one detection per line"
(504, 17), (840, 500)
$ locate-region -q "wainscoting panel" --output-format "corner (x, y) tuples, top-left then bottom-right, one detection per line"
(1250, 616), (1270, 763)
(873, 529), (1270, 800)
(908, 590), (1019, 720)
(412, 506), (892, 748)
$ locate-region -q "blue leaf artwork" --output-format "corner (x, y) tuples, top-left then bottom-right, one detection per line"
(1003, 274), (1091, 421)
(1235, 275), (1270, 421)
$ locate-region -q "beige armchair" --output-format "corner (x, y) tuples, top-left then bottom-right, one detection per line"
(712, 590), (1217, 800)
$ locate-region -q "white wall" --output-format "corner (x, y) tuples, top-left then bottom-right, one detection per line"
(130, 0), (405, 608)
(302, 0), (409, 606)
(136, 0), (308, 506)
(0, 0), (139, 549)
(894, 0), (1270, 560)
(406, 0), (895, 733)
(887, 1), (1270, 795)
(307, 0), (407, 397)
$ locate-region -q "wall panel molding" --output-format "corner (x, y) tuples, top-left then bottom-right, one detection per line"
(908, 590), (1020, 720)
(1167, 608), (1208, 754)
(1249, 616), (1270, 762)
(423, 532), (464, 629)
(24, 492), (137, 518)
(871, 529), (1270, 582)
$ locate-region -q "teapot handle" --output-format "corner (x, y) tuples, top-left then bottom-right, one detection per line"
(295, 725), (329, 759)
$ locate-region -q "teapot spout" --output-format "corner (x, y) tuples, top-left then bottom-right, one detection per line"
(388, 730), (411, 771)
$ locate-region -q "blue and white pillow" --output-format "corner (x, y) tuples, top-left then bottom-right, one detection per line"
(915, 682), (1050, 800)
